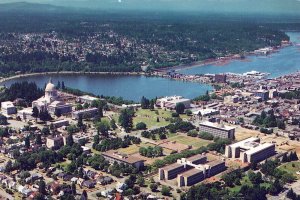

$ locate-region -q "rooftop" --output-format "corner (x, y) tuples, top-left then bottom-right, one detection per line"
(102, 150), (145, 164)
(200, 121), (235, 131)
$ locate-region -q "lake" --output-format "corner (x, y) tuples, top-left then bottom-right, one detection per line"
(180, 32), (300, 78)
(1, 74), (213, 102)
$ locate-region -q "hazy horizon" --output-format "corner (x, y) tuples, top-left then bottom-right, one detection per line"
(0, 0), (300, 16)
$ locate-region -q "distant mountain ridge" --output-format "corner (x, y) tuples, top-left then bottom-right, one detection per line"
(0, 1), (70, 13)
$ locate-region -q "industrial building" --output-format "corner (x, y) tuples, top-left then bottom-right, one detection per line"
(225, 137), (276, 163)
(159, 154), (226, 187)
(199, 121), (235, 139)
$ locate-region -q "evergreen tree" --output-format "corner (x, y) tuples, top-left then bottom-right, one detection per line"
(71, 182), (76, 195)
(57, 81), (61, 89)
(175, 103), (185, 114)
(38, 180), (46, 195)
(24, 136), (30, 148)
(98, 105), (103, 118)
(35, 134), (42, 145)
(61, 81), (65, 90)
(66, 133), (74, 146)
(32, 107), (39, 120)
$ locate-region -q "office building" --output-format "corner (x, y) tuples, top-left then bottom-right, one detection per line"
(225, 137), (275, 163)
(199, 121), (235, 139)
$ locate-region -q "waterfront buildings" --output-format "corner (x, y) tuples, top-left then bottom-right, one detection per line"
(77, 95), (99, 104)
(156, 96), (191, 110)
(199, 121), (235, 139)
(1, 101), (17, 115)
(225, 137), (276, 163)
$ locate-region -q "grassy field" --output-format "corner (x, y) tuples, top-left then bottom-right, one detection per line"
(167, 134), (212, 149)
(133, 109), (173, 129)
(278, 161), (300, 177)
(229, 175), (271, 193)
(235, 126), (260, 141)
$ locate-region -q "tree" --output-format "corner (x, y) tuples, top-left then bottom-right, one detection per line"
(24, 136), (30, 149)
(175, 103), (185, 114)
(35, 134), (42, 145)
(161, 185), (171, 196)
(57, 81), (61, 89)
(141, 96), (150, 109)
(83, 103), (89, 109)
(137, 176), (145, 187)
(136, 122), (147, 130)
(81, 190), (88, 200)
(150, 183), (158, 192)
(39, 110), (52, 122)
(38, 180), (46, 195)
(119, 109), (134, 132)
(77, 115), (84, 128)
(98, 105), (103, 118)
(61, 81), (65, 90)
(71, 182), (76, 195)
(185, 109), (192, 116)
(287, 188), (297, 200)
(110, 119), (117, 130)
(54, 109), (61, 117)
(76, 104), (83, 111)
(97, 121), (110, 137)
(32, 107), (39, 120)
(5, 160), (13, 173)
(66, 133), (74, 146)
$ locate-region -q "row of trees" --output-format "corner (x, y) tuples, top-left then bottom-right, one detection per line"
(93, 135), (141, 152)
(253, 111), (285, 130)
(139, 146), (163, 158)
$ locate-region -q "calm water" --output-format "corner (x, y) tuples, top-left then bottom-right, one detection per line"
(180, 32), (300, 78)
(1, 74), (212, 102)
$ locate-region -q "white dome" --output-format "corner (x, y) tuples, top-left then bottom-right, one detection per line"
(45, 82), (56, 91)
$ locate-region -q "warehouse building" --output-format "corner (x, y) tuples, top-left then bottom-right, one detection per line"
(225, 137), (275, 163)
(1, 101), (17, 115)
(199, 121), (235, 139)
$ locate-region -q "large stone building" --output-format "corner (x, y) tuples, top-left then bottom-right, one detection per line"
(225, 137), (275, 163)
(102, 150), (145, 170)
(199, 121), (235, 139)
(32, 80), (72, 115)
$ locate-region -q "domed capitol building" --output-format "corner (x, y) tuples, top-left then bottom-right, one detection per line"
(32, 79), (72, 115)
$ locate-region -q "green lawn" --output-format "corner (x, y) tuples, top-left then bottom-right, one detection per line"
(278, 161), (300, 177)
(229, 175), (271, 194)
(167, 135), (212, 149)
(133, 109), (173, 129)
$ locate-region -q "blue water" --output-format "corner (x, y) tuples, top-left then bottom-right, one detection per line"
(1, 74), (212, 102)
(181, 32), (300, 78)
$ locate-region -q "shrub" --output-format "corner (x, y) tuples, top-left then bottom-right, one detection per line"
(136, 122), (147, 130)
(199, 132), (214, 140)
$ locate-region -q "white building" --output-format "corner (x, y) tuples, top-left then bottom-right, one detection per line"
(1, 101), (17, 115)
(156, 96), (191, 110)
(225, 137), (275, 163)
(77, 95), (99, 104)
(17, 108), (34, 120)
(32, 80), (72, 115)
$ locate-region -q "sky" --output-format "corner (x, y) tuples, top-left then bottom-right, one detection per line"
(0, 0), (300, 15)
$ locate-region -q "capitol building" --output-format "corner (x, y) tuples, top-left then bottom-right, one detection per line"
(32, 80), (72, 115)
